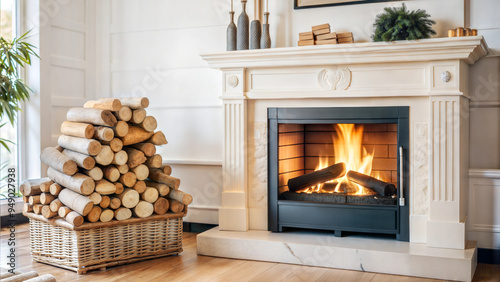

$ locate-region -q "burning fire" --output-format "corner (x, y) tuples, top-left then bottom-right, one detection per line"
(302, 124), (376, 195)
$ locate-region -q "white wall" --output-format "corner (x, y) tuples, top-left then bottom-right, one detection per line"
(23, 0), (97, 179)
(26, 0), (500, 248)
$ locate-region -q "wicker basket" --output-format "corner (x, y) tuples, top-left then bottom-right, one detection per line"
(25, 212), (184, 274)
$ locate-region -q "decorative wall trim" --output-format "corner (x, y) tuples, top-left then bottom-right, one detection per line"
(147, 104), (222, 110)
(470, 101), (500, 108)
(164, 159), (222, 166)
(469, 168), (500, 178)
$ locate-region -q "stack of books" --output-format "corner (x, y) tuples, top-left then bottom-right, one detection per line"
(298, 23), (354, 46)
(337, 32), (354, 44)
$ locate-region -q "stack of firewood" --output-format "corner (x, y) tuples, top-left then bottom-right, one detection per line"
(298, 23), (354, 46)
(20, 97), (192, 226)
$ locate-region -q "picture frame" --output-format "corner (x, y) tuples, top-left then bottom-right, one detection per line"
(294, 0), (399, 9)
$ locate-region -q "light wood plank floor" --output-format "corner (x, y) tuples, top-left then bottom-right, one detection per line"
(1, 223), (499, 281)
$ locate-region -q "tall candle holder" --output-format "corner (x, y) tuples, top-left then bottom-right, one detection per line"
(237, 0), (249, 50)
(250, 1), (261, 49)
(261, 12), (271, 49)
(227, 11), (237, 51)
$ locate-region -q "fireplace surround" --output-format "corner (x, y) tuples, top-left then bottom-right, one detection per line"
(197, 36), (488, 281)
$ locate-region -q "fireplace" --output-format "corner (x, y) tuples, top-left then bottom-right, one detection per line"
(268, 107), (409, 240)
(198, 37), (488, 281)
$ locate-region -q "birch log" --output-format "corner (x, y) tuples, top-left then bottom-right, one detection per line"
(58, 206), (72, 218)
(101, 138), (123, 152)
(113, 121), (129, 137)
(88, 192), (102, 205)
(133, 180), (147, 194)
(112, 150), (128, 166)
(41, 147), (78, 176)
(81, 166), (103, 181)
(62, 149), (96, 170)
(147, 131), (168, 145)
(102, 165), (120, 182)
(124, 148), (147, 168)
(145, 154), (162, 168)
(49, 199), (63, 212)
(141, 187), (159, 203)
(95, 179), (117, 195)
(58, 135), (102, 156)
(65, 211), (84, 227)
(131, 108), (147, 124)
(67, 107), (117, 127)
(120, 125), (153, 145)
(139, 116), (157, 132)
(133, 201), (154, 218)
(86, 206), (102, 223)
(114, 106), (132, 121)
(117, 97), (149, 109)
(131, 164), (149, 180)
(117, 188), (140, 208)
(144, 180), (170, 196)
(42, 205), (58, 219)
(94, 145), (114, 166)
(93, 126), (114, 142)
(49, 183), (62, 196)
(58, 189), (94, 216)
(168, 189), (193, 205)
(60, 121), (94, 139)
(40, 193), (55, 205)
(109, 197), (121, 209)
(153, 197), (169, 215)
(84, 98), (122, 111)
(131, 142), (156, 157)
(114, 207), (132, 220)
(168, 199), (184, 213)
(149, 169), (181, 189)
(39, 180), (54, 193)
(119, 171), (137, 187)
(99, 209), (114, 222)
(47, 167), (95, 195)
(20, 178), (52, 196)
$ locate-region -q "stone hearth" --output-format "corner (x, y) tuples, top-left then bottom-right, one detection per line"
(197, 36), (488, 281)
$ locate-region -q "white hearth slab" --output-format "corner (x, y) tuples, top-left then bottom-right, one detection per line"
(197, 227), (477, 281)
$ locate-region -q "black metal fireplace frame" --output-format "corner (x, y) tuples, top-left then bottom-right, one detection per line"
(268, 106), (410, 241)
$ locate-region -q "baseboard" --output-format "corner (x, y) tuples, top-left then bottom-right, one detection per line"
(478, 248), (500, 265)
(183, 222), (217, 233)
(1, 213), (29, 227)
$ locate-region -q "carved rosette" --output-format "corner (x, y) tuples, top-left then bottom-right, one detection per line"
(318, 67), (352, 91)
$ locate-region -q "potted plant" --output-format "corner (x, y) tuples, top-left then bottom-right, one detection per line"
(0, 31), (38, 198)
(0, 31), (38, 151)
(372, 3), (436, 42)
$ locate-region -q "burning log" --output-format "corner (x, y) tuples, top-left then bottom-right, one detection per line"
(287, 162), (346, 192)
(346, 171), (397, 196)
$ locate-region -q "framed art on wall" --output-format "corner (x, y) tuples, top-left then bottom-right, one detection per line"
(294, 0), (398, 9)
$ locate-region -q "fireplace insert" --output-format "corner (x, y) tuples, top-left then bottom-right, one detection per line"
(268, 107), (409, 241)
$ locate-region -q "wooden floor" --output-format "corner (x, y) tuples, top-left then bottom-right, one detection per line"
(1, 223), (499, 282)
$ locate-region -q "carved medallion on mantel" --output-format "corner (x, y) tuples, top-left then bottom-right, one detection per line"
(318, 67), (352, 91)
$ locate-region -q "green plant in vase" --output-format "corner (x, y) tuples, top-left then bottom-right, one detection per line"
(0, 31), (38, 151)
(373, 3), (436, 42)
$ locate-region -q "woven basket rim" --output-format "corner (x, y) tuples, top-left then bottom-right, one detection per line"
(24, 211), (185, 230)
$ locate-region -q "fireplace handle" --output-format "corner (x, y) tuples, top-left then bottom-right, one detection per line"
(399, 146), (405, 206)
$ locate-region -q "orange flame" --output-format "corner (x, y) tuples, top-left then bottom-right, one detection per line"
(301, 124), (376, 195)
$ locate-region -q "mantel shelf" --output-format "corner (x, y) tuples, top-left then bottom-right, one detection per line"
(201, 36), (488, 69)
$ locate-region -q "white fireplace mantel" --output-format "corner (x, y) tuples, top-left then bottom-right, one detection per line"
(202, 36), (487, 68)
(199, 36), (489, 280)
(199, 37), (488, 281)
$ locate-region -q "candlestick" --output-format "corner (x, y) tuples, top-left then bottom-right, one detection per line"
(261, 12), (271, 48)
(227, 11), (237, 51)
(237, 0), (249, 50)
